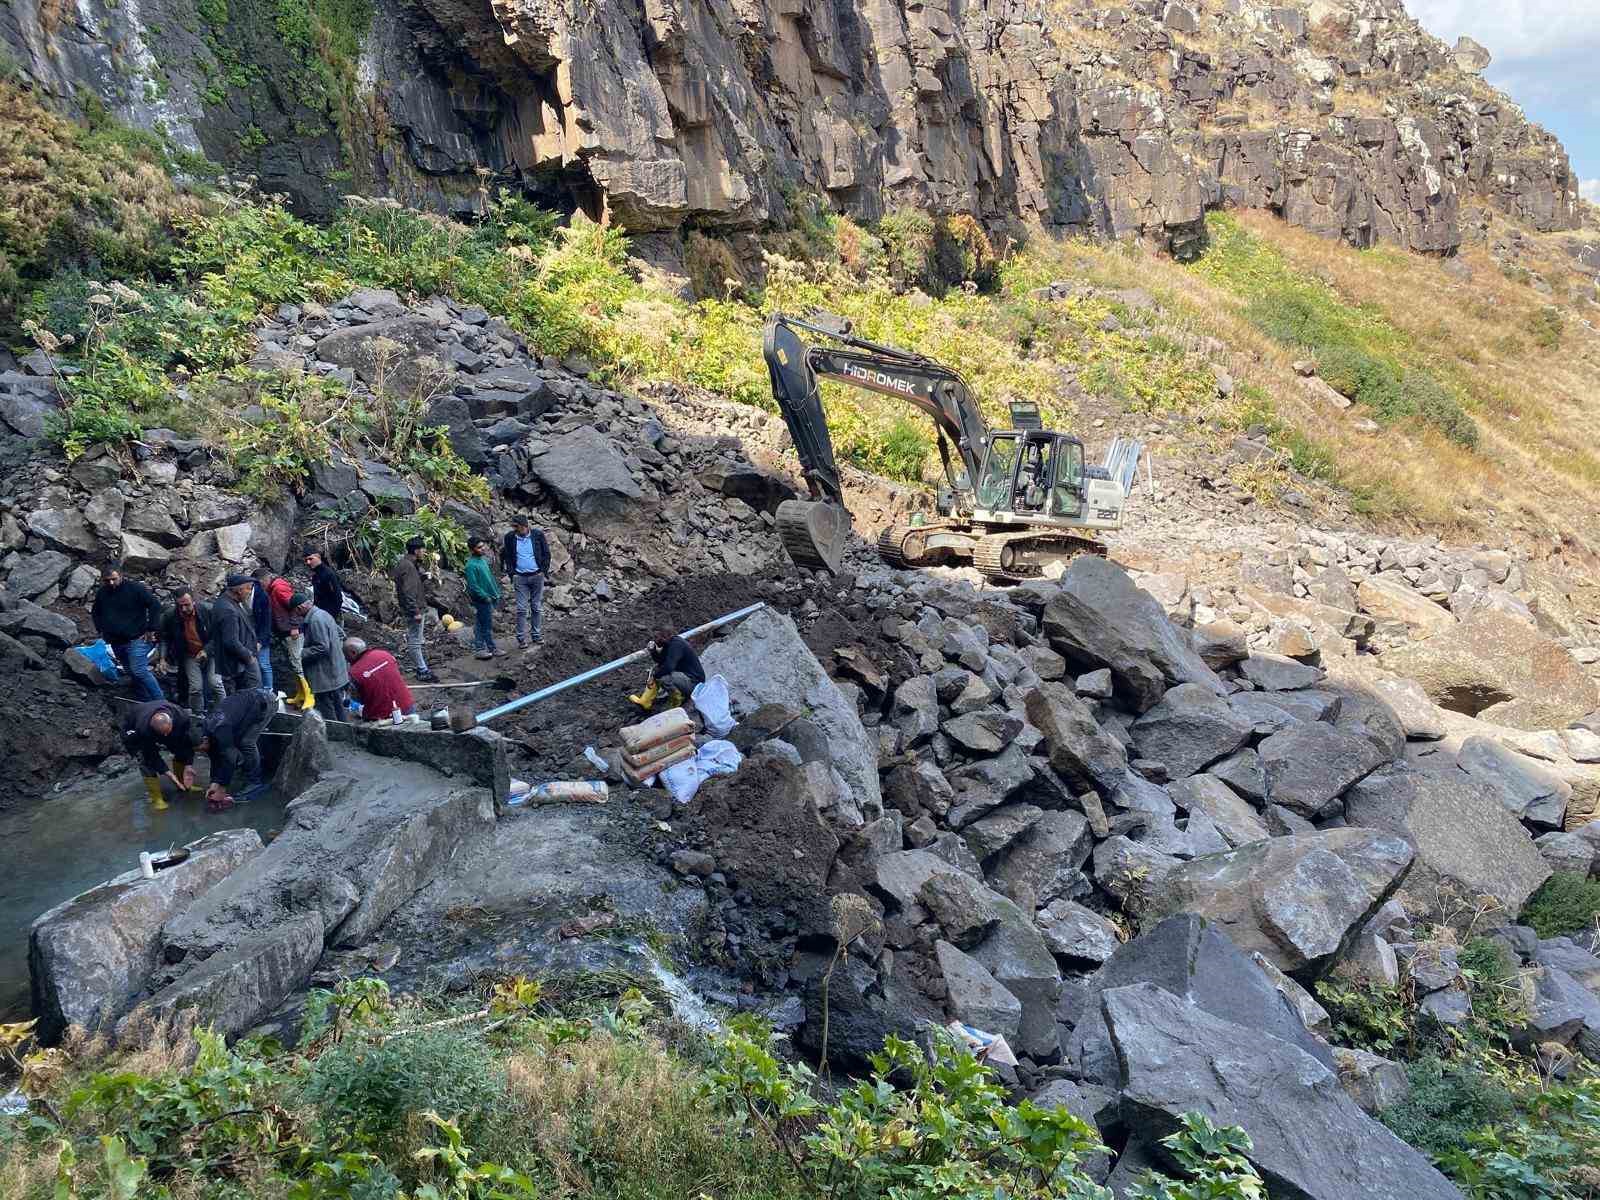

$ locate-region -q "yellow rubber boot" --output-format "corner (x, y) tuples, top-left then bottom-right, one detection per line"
(628, 678), (660, 710)
(294, 675), (316, 711)
(143, 776), (169, 811)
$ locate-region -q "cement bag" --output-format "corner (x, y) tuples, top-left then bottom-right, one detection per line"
(624, 734), (695, 770)
(659, 739), (743, 805)
(690, 675), (734, 737)
(624, 741), (697, 786)
(621, 707), (694, 755)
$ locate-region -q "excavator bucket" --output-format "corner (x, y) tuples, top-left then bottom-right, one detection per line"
(776, 499), (849, 574)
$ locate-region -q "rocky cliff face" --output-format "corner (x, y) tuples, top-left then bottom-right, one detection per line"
(2, 0), (1581, 250)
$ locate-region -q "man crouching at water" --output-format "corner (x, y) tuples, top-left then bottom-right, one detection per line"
(195, 688), (274, 811)
(122, 699), (196, 811)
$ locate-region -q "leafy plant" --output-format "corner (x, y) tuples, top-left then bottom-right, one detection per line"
(1128, 1114), (1267, 1199)
(1380, 1056), (1518, 1162)
(1315, 979), (1416, 1054)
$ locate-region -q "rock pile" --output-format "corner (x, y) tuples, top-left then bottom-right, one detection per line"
(650, 553), (1598, 1195)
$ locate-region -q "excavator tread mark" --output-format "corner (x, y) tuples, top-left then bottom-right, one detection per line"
(972, 530), (1105, 582)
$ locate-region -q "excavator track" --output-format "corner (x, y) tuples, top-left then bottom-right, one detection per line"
(876, 521), (969, 569)
(971, 530), (1106, 583)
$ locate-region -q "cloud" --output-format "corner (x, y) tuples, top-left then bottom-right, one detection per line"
(1405, 1), (1600, 68)
(1583, 180), (1600, 205)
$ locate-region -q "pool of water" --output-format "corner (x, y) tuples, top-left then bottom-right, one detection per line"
(0, 774), (285, 1021)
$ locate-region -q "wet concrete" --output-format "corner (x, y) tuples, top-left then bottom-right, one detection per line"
(0, 770), (284, 1020)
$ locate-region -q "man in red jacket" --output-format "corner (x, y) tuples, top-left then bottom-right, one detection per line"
(342, 637), (415, 721)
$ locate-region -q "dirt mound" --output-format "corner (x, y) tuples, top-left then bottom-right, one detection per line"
(0, 649), (122, 814)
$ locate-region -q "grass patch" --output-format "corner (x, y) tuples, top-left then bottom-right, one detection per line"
(1194, 212), (1478, 448)
(1520, 872), (1600, 940)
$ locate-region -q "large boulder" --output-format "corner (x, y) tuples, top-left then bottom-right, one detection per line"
(1066, 914), (1333, 1085)
(1383, 612), (1598, 732)
(1041, 557), (1226, 713)
(1104, 983), (1466, 1200)
(1357, 575), (1457, 637)
(1130, 682), (1254, 779)
(315, 316), (442, 397)
(704, 607), (882, 823)
(26, 506), (97, 555)
(1145, 829), (1415, 982)
(1344, 764), (1549, 917)
(1258, 722), (1387, 818)
(29, 830), (263, 1042)
(1023, 684), (1129, 794)
(984, 809), (1093, 913)
(6, 550), (73, 601)
(1455, 736), (1571, 830)
(1169, 774), (1270, 847)
(529, 426), (645, 535)
(970, 894), (1062, 1059)
(935, 940), (1022, 1041)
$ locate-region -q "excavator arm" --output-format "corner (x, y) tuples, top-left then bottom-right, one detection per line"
(762, 312), (992, 572)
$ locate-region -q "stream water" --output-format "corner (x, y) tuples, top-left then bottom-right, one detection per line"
(0, 773), (285, 1021)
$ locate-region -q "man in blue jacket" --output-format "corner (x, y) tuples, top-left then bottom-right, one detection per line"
(500, 515), (550, 648)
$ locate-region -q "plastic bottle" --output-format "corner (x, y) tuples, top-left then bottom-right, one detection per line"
(139, 852), (156, 880)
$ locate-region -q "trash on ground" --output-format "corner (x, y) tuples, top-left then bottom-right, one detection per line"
(947, 1021), (1018, 1067)
(658, 739), (743, 805)
(690, 675), (735, 737)
(559, 911), (617, 939)
(582, 746), (610, 773)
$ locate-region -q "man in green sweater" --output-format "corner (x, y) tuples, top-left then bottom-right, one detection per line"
(464, 539), (503, 660)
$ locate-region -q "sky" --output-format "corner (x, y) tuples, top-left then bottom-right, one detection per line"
(1405, 0), (1598, 204)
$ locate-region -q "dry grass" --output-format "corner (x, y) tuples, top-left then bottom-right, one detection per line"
(1046, 210), (1600, 553)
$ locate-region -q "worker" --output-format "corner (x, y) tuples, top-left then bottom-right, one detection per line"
(343, 637), (415, 721)
(500, 515), (549, 648)
(464, 538), (503, 660)
(391, 537), (438, 682)
(293, 593), (350, 722)
(160, 588), (223, 717)
(304, 547), (345, 623)
(91, 564), (166, 702)
(196, 687), (273, 810)
(630, 624), (706, 710)
(121, 700), (196, 811)
(255, 565), (310, 708)
(212, 574), (263, 694)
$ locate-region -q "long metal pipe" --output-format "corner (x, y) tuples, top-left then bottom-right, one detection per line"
(473, 601), (768, 725)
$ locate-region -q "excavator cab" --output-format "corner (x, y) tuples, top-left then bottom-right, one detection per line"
(975, 431), (1086, 520)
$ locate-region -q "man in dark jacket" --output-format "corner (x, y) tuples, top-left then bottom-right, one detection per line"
(304, 547), (344, 623)
(211, 574), (263, 694)
(630, 624), (705, 710)
(91, 564), (166, 702)
(500, 516), (550, 649)
(391, 537), (437, 682)
(197, 688), (273, 810)
(121, 700), (195, 810)
(160, 588), (222, 717)
(294, 593), (350, 721)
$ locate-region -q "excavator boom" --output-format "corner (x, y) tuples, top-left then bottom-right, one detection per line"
(761, 311), (1131, 580)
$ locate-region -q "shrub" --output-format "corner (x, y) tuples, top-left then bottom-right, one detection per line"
(1315, 979), (1416, 1054)
(302, 1027), (507, 1155)
(1526, 306), (1564, 350)
(1380, 1056), (1517, 1161)
(878, 207), (937, 291)
(1520, 872), (1600, 939)
(1402, 372), (1478, 448)
(684, 231), (743, 300)
(876, 416), (931, 483)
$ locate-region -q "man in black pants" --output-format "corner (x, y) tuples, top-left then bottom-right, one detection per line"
(304, 547), (344, 622)
(196, 688), (273, 811)
(121, 700), (196, 810)
(630, 624), (706, 710)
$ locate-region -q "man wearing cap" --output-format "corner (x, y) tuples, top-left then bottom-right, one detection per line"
(391, 537), (438, 682)
(293, 592), (350, 721)
(212, 574), (263, 694)
(500, 515), (550, 649)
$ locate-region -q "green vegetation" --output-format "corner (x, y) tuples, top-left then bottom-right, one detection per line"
(1520, 873), (1600, 940)
(1193, 212), (1479, 448)
(1317, 936), (1600, 1198)
(0, 978), (1263, 1200)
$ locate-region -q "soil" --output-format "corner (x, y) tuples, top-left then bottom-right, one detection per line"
(0, 643), (123, 815)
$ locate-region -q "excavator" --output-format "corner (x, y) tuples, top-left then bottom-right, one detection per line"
(763, 312), (1142, 583)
